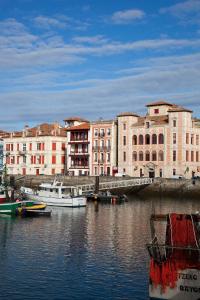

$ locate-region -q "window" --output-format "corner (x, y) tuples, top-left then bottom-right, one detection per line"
(139, 135), (143, 145)
(94, 129), (98, 137)
(52, 169), (55, 175)
(173, 133), (176, 144)
(107, 153), (110, 162)
(37, 143), (41, 150)
(100, 129), (105, 137)
(196, 135), (199, 145)
(158, 151), (164, 161)
(132, 135), (137, 145)
(146, 122), (150, 128)
(186, 133), (189, 144)
(160, 169), (162, 178)
(52, 155), (56, 164)
(145, 134), (150, 145)
(52, 142), (56, 151)
(94, 153), (97, 162)
(23, 143), (26, 151)
(29, 143), (32, 151)
(139, 151), (143, 161)
(186, 151), (189, 162)
(107, 128), (111, 136)
(61, 143), (65, 150)
(145, 151), (150, 161)
(173, 120), (177, 127)
(23, 156), (26, 164)
(173, 169), (176, 175)
(123, 123), (126, 130)
(123, 152), (126, 162)
(154, 109), (159, 114)
(132, 151), (137, 161)
(191, 134), (194, 145)
(152, 134), (157, 144)
(196, 151), (199, 162)
(123, 136), (126, 146)
(191, 151), (194, 162)
(152, 151), (157, 161)
(159, 134), (164, 144)
(173, 150), (176, 162)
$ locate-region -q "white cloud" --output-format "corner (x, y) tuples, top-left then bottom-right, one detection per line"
(160, 0), (200, 24)
(72, 35), (109, 44)
(111, 9), (145, 24)
(33, 15), (68, 30)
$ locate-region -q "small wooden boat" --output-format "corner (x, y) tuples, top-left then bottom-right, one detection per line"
(86, 191), (128, 204)
(147, 213), (200, 300)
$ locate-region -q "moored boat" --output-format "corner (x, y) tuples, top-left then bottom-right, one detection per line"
(147, 213), (200, 300)
(21, 179), (87, 207)
(0, 200), (34, 215)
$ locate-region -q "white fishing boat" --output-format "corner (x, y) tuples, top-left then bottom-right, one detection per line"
(20, 179), (86, 207)
(0, 185), (11, 203)
(147, 213), (200, 300)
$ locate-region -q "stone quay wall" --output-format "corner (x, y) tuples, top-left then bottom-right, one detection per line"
(9, 175), (200, 198)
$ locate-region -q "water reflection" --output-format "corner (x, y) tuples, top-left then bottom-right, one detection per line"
(0, 196), (199, 300)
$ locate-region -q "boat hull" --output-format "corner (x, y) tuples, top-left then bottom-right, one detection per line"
(149, 267), (200, 300)
(0, 201), (34, 215)
(24, 193), (87, 207)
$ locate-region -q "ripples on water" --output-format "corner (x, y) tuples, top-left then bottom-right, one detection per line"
(0, 196), (199, 300)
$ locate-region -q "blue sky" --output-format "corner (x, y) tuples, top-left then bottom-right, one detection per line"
(0, 0), (200, 130)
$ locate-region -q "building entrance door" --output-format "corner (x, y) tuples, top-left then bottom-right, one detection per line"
(149, 171), (155, 178)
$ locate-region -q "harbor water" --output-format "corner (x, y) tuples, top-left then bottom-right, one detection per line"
(0, 196), (199, 300)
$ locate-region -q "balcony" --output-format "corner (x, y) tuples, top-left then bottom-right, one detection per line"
(92, 146), (111, 152)
(70, 151), (89, 156)
(69, 165), (89, 169)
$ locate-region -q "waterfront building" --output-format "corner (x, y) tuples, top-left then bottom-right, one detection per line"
(64, 117), (90, 176)
(3, 123), (67, 175)
(117, 101), (200, 179)
(90, 119), (117, 176)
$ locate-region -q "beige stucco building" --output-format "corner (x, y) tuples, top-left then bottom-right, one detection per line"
(3, 123), (67, 175)
(90, 120), (117, 176)
(117, 101), (200, 179)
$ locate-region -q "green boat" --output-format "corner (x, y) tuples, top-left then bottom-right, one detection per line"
(0, 201), (34, 215)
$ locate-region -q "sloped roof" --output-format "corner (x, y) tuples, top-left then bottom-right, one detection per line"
(63, 116), (89, 123)
(168, 105), (193, 113)
(132, 115), (169, 127)
(117, 112), (140, 117)
(146, 100), (173, 107)
(66, 122), (90, 131)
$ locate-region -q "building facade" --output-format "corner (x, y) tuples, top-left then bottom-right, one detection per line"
(90, 120), (117, 176)
(3, 123), (67, 175)
(117, 101), (200, 179)
(64, 117), (90, 176)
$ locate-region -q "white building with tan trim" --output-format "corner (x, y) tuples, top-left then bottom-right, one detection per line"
(3, 123), (67, 175)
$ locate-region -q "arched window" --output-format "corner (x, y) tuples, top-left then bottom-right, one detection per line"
(145, 151), (150, 161)
(132, 135), (137, 145)
(145, 134), (150, 145)
(139, 135), (144, 145)
(152, 134), (157, 144)
(158, 150), (164, 161)
(152, 151), (157, 161)
(132, 151), (137, 161)
(139, 151), (143, 161)
(159, 133), (164, 144)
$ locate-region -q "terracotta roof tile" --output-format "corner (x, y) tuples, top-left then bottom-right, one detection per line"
(146, 100), (173, 107)
(117, 112), (140, 117)
(66, 122), (90, 131)
(64, 116), (89, 123)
